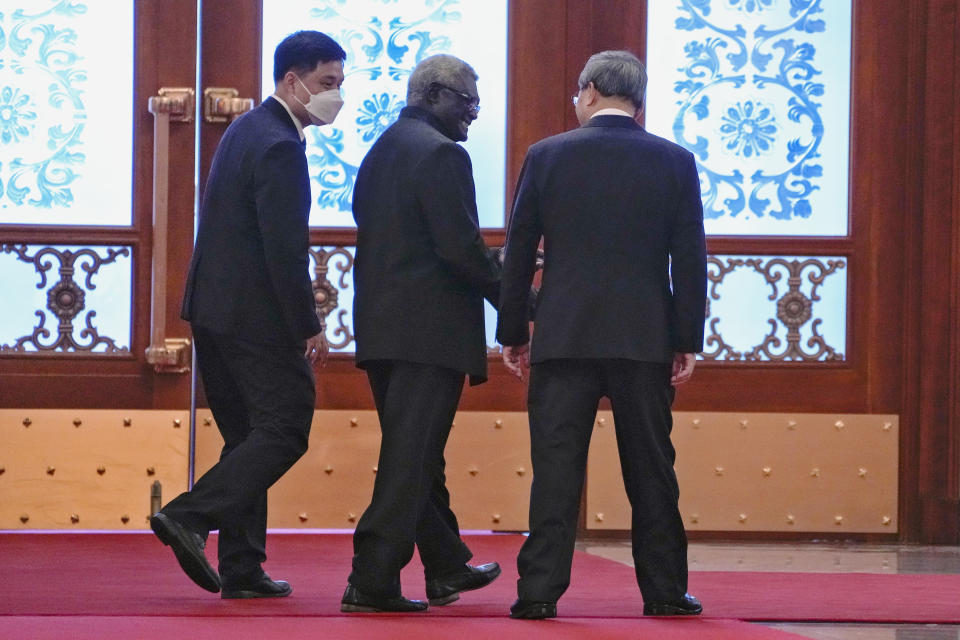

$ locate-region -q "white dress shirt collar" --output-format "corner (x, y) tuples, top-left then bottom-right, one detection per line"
(591, 107), (635, 119)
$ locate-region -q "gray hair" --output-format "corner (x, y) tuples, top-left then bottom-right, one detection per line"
(578, 50), (647, 109)
(407, 54), (478, 105)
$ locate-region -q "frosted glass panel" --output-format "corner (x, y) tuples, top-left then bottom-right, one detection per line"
(701, 255), (846, 361)
(0, 1), (133, 226)
(262, 0), (508, 228)
(645, 0), (851, 236)
(0, 244), (132, 353)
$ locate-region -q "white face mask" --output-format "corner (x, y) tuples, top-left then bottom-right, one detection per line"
(294, 75), (344, 125)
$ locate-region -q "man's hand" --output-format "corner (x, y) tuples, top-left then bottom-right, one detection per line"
(502, 343), (531, 381)
(305, 331), (329, 366)
(670, 352), (696, 386)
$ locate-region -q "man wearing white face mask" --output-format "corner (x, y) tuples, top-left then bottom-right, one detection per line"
(151, 31), (345, 599)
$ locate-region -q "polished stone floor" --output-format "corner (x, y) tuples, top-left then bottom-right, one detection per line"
(580, 540), (960, 639)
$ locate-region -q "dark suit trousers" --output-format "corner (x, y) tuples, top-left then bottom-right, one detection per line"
(517, 359), (688, 604)
(161, 326), (315, 582)
(349, 360), (473, 597)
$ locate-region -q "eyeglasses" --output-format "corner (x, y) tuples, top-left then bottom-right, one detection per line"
(433, 83), (481, 113)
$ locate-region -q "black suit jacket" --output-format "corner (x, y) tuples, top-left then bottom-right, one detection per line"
(352, 106), (501, 384)
(496, 115), (706, 363)
(181, 97), (321, 346)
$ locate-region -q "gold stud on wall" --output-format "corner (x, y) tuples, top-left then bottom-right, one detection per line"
(691, 418), (700, 428)
(0, 466), (5, 475)
(324, 466), (334, 475)
(299, 513), (308, 523)
(20, 515), (29, 524)
(121, 515), (130, 524)
(492, 514), (501, 524)
(73, 418), (82, 427)
(787, 420), (797, 430)
(762, 466), (772, 477)
(494, 419), (503, 429)
(690, 513), (699, 524)
(597, 418), (606, 427)
(738, 513), (748, 523)
(714, 466), (724, 476)
(70, 514), (80, 524)
(739, 419), (748, 429)
(515, 467), (525, 476)
(810, 467), (820, 478)
(882, 516), (892, 526)
(349, 417), (358, 427)
(46, 466), (56, 476)
(594, 513), (604, 523)
(786, 514), (795, 524)
(834, 515), (843, 525)
(858, 467), (868, 478)
(146, 467), (156, 476)
(882, 421), (892, 432)
(96, 466), (106, 475)
(123, 417), (132, 427)
(173, 419), (181, 428)
(372, 466), (378, 474)
(203, 417), (212, 426)
(22, 417), (31, 427)
(468, 466), (479, 476)
(834, 420), (845, 430)
(347, 513), (356, 523)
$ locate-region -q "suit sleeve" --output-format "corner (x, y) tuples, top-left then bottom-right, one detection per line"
(416, 142), (502, 306)
(254, 139), (322, 341)
(668, 152), (707, 353)
(495, 150), (542, 346)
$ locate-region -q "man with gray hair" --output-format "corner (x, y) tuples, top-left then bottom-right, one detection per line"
(342, 54), (503, 613)
(497, 50), (707, 619)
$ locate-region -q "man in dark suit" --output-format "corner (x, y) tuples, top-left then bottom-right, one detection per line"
(150, 31), (345, 599)
(341, 54), (503, 613)
(497, 50), (707, 619)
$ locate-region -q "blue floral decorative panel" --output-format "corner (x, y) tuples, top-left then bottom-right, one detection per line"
(645, 0), (851, 236)
(263, 0), (508, 228)
(0, 1), (133, 226)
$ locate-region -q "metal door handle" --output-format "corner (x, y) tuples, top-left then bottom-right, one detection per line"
(145, 87), (194, 373)
(204, 87), (254, 122)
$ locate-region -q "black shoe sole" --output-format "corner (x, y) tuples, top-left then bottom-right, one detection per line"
(222, 588), (292, 599)
(150, 514), (220, 593)
(643, 604), (703, 616)
(510, 603), (557, 619)
(340, 602), (428, 613)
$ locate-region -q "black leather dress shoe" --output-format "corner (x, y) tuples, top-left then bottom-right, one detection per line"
(221, 574), (292, 599)
(340, 584), (428, 613)
(426, 562), (502, 605)
(149, 512), (220, 593)
(643, 593), (703, 616)
(509, 598), (557, 619)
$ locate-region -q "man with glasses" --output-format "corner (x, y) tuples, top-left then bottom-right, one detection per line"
(343, 53), (503, 612)
(497, 50), (707, 619)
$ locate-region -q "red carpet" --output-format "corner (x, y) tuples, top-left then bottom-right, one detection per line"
(1, 532), (958, 638)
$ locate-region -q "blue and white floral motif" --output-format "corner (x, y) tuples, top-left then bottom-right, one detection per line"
(0, 86), (37, 145)
(727, 0), (774, 12)
(356, 92), (405, 142)
(648, 0), (847, 232)
(0, 1), (87, 210)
